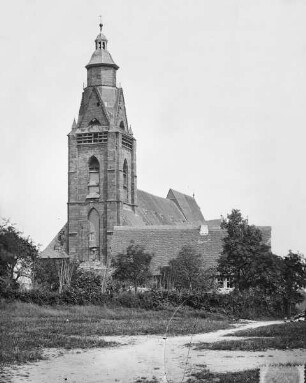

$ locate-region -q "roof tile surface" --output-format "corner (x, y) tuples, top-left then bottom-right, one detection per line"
(167, 189), (205, 225)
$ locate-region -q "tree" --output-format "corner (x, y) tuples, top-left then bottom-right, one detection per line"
(35, 258), (79, 293)
(218, 209), (272, 291)
(0, 220), (38, 290)
(162, 245), (215, 291)
(34, 258), (60, 291)
(279, 251), (306, 316)
(111, 243), (153, 293)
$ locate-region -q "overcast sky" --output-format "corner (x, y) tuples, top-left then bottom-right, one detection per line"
(0, 0), (306, 256)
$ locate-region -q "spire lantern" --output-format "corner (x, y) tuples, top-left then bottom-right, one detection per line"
(86, 21), (119, 71)
(94, 17), (108, 50)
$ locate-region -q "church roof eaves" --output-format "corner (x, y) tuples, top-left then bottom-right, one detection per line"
(114, 224), (197, 231)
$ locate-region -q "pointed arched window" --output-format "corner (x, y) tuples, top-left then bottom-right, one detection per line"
(88, 208), (100, 261)
(87, 156), (100, 199)
(123, 160), (128, 188)
(120, 121), (125, 130)
(123, 159), (128, 202)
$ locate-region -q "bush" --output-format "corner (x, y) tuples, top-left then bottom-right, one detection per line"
(71, 269), (102, 291)
(0, 283), (288, 319)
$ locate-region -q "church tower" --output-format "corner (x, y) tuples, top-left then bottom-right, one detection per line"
(67, 23), (137, 265)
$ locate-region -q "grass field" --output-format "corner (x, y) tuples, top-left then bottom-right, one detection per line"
(196, 322), (306, 351)
(0, 301), (231, 365)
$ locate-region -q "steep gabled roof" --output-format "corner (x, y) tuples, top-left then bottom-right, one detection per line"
(136, 190), (188, 226)
(77, 87), (110, 129)
(40, 224), (69, 259)
(122, 206), (146, 226)
(166, 189), (205, 225)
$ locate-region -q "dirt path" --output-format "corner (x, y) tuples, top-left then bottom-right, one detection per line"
(3, 320), (306, 383)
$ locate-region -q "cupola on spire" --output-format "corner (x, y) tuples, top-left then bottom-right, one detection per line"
(86, 21), (119, 76)
(95, 20), (108, 50)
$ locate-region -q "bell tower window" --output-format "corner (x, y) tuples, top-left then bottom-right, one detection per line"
(88, 208), (100, 261)
(87, 156), (100, 199)
(123, 159), (128, 202)
(123, 160), (128, 188)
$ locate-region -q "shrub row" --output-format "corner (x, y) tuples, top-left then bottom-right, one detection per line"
(0, 287), (285, 318)
(1, 287), (109, 306)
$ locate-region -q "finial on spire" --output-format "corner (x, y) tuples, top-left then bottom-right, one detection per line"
(99, 15), (103, 32)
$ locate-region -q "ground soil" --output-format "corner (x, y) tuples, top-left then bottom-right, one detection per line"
(2, 320), (306, 383)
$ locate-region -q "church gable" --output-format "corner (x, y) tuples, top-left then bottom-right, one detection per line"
(78, 87), (109, 129)
(136, 190), (187, 225)
(167, 189), (205, 225)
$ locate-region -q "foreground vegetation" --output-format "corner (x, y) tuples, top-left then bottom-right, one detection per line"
(0, 301), (232, 365)
(186, 368), (259, 383)
(196, 321), (306, 351)
(1, 284), (290, 319)
(134, 368), (259, 383)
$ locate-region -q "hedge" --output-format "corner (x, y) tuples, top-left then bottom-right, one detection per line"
(0, 287), (286, 318)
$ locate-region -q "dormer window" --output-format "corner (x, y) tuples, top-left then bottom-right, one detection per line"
(88, 118), (101, 126)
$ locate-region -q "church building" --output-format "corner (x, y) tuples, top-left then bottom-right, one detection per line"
(41, 24), (271, 278)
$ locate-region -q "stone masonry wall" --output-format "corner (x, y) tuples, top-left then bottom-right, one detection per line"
(68, 124), (136, 265)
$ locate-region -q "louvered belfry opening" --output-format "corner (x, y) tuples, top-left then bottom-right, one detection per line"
(88, 156), (100, 198)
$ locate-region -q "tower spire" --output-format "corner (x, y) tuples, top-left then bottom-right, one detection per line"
(99, 15), (103, 32)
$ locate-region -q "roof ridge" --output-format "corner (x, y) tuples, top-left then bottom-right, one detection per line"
(138, 189), (173, 202)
